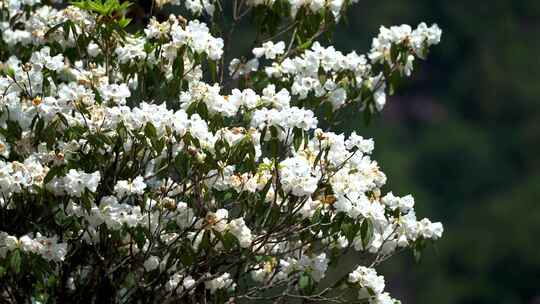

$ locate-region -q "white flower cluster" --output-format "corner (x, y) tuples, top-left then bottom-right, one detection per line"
(0, 232), (67, 262)
(279, 154), (320, 197)
(253, 41), (286, 60)
(61, 169), (101, 197)
(143, 17), (224, 68)
(205, 272), (236, 294)
(277, 253), (329, 282)
(0, 0), (443, 302)
(228, 218), (253, 248)
(115, 36), (146, 65)
(345, 132), (375, 154)
(348, 266), (399, 303)
(1, 4), (95, 47)
(251, 106), (318, 135)
(229, 57), (260, 79)
(98, 83), (131, 105)
(0, 157), (48, 197)
(150, 0), (215, 16)
(184, 0), (215, 16)
(114, 176), (147, 197)
(172, 20), (224, 60)
(263, 42), (375, 109)
(370, 23), (442, 75)
(66, 196), (143, 230)
(165, 273), (196, 293)
(179, 82), (261, 117)
(246, 0), (359, 20)
(196, 208), (254, 248)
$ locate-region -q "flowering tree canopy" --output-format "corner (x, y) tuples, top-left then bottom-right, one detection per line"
(0, 0), (443, 303)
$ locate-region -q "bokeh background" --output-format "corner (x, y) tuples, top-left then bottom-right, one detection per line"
(333, 1), (540, 303)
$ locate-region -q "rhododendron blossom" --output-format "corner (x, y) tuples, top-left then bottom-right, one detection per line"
(0, 0), (443, 303)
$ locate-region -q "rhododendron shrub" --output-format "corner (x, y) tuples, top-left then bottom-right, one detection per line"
(0, 0), (443, 303)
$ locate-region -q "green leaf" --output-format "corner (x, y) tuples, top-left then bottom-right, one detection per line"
(6, 120), (22, 140)
(173, 47), (186, 78)
(62, 21), (71, 41)
(174, 152), (190, 179)
(361, 218), (374, 250)
(198, 230), (211, 252)
(299, 274), (310, 289)
(342, 222), (360, 243)
(222, 232), (238, 251)
(144, 122), (158, 139)
(5, 67), (15, 78)
(133, 227), (146, 250)
(269, 138), (279, 158)
(298, 273), (315, 294)
(117, 17), (131, 28)
(363, 104), (372, 126)
(208, 60), (217, 82)
(81, 192), (93, 212)
(293, 127), (303, 151)
(312, 148), (324, 170)
(124, 271), (136, 288)
(10, 250), (21, 274)
(390, 43), (400, 63)
(179, 243), (195, 266)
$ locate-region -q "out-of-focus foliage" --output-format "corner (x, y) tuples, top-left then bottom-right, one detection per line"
(333, 1), (540, 303)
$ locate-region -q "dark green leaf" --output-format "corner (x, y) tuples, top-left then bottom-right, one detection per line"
(361, 218), (374, 250)
(10, 250), (21, 274)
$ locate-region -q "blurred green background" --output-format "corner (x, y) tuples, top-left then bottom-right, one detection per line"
(333, 1), (540, 303)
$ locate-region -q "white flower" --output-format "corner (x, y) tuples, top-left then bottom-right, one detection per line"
(298, 253), (329, 282)
(4, 235), (19, 250)
(31, 47), (64, 71)
(252, 41), (285, 59)
(115, 36), (146, 64)
(206, 209), (228, 232)
(228, 217), (252, 248)
(87, 43), (100, 57)
(63, 169), (101, 197)
(205, 272), (235, 293)
(348, 266), (386, 296)
(185, 0), (215, 16)
(144, 256), (160, 272)
(99, 196), (143, 229)
(183, 276), (196, 290)
(374, 292), (399, 304)
(327, 87), (347, 109)
(299, 198), (320, 218)
(229, 58), (259, 79)
(228, 88), (260, 110)
(345, 132), (374, 154)
(251, 107), (318, 134)
(261, 85), (291, 110)
(417, 218), (444, 240)
(176, 202), (195, 228)
(165, 273), (184, 293)
(114, 176), (146, 197)
(98, 83), (131, 105)
(280, 155), (319, 197)
(172, 20), (224, 60)
(381, 192), (400, 211)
